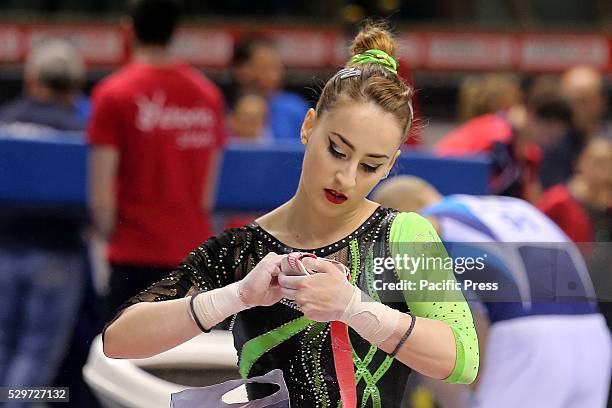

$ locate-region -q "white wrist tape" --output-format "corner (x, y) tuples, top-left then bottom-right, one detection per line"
(338, 286), (401, 345)
(191, 282), (251, 331)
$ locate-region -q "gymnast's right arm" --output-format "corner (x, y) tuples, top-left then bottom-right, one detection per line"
(103, 293), (202, 359)
(102, 230), (283, 359)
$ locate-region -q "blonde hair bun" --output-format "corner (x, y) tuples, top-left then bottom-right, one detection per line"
(349, 22), (397, 59)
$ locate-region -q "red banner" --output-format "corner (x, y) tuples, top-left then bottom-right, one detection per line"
(0, 23), (610, 73)
(25, 24), (125, 64)
(267, 28), (336, 68)
(171, 28), (234, 67)
(424, 32), (515, 70)
(519, 34), (609, 71)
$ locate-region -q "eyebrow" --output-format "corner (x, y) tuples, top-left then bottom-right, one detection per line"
(330, 132), (390, 159)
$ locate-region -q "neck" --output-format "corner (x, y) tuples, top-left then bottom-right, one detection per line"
(281, 186), (376, 247)
(132, 45), (174, 65)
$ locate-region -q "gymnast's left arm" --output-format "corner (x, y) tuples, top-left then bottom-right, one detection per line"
(384, 212), (479, 384)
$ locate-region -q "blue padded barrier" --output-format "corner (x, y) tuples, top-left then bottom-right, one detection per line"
(0, 136), (490, 211)
(0, 134), (87, 206)
(215, 143), (491, 211)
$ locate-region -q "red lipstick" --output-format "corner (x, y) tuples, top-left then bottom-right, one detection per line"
(324, 189), (347, 204)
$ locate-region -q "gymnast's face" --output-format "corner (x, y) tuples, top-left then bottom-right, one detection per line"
(299, 101), (402, 215)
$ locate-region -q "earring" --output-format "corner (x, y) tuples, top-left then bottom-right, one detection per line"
(301, 137), (308, 145)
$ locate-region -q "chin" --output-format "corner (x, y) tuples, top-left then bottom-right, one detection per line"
(315, 200), (343, 217)
(309, 192), (346, 217)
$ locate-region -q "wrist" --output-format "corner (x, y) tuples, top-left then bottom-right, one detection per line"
(191, 282), (251, 331)
(338, 285), (360, 323)
(338, 286), (401, 346)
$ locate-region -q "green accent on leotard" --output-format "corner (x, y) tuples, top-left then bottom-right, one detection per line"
(239, 316), (313, 379)
(389, 212), (479, 384)
(335, 240), (393, 408)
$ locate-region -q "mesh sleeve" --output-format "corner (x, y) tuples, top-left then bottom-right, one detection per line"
(102, 228), (252, 335)
(389, 212), (479, 384)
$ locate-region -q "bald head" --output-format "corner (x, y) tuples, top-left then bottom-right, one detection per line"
(562, 65), (603, 92)
(561, 65), (606, 137)
(373, 176), (443, 213)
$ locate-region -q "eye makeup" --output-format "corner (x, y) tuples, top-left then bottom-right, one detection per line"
(327, 137), (382, 173)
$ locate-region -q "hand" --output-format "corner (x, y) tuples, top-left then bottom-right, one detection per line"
(238, 252), (284, 307)
(278, 257), (354, 322)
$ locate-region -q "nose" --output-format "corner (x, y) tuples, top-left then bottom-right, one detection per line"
(334, 162), (357, 190)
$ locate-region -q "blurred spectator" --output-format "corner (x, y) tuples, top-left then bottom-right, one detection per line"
(536, 67), (607, 190)
(522, 75), (586, 190)
(0, 39), (87, 403)
(561, 65), (608, 140)
(435, 73), (541, 201)
(87, 0), (227, 319)
(230, 34), (309, 140)
(457, 73), (522, 123)
(524, 76), (575, 149)
(228, 93), (272, 144)
(537, 137), (612, 243)
(0, 39), (86, 134)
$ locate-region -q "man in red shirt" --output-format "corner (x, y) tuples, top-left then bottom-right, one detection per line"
(88, 0), (227, 317)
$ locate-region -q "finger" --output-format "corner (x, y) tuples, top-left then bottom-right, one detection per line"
(311, 259), (345, 274)
(280, 256), (292, 274)
(264, 252), (284, 265)
(300, 257), (318, 273)
(282, 258), (311, 276)
(280, 287), (299, 301)
(268, 265), (281, 277)
(278, 273), (307, 290)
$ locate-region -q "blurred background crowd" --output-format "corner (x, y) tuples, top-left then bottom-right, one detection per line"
(0, 0), (610, 407)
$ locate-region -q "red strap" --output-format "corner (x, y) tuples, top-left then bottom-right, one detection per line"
(331, 320), (357, 408)
(331, 266), (356, 408)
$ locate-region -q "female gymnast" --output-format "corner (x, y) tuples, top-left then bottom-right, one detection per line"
(102, 23), (479, 407)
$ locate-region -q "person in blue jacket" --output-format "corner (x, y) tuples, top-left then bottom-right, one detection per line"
(230, 33), (309, 141)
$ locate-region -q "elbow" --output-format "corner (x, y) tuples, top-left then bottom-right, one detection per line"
(102, 343), (122, 359)
(90, 210), (115, 239)
(102, 326), (124, 359)
(441, 344), (479, 385)
(424, 354), (456, 382)
(440, 324), (479, 384)
(102, 323), (137, 359)
(436, 361), (457, 382)
(102, 325), (156, 360)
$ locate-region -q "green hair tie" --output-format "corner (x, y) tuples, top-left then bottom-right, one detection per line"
(348, 49), (398, 74)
